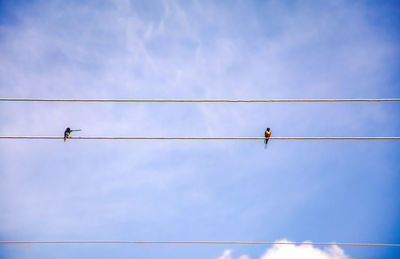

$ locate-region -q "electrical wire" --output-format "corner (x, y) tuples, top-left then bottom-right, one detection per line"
(0, 241), (399, 247)
(1, 98), (400, 103)
(0, 136), (399, 140)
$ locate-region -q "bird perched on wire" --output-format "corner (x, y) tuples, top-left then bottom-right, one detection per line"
(64, 127), (82, 142)
(264, 128), (271, 148)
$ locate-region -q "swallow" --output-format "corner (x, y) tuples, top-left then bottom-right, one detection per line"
(264, 127), (271, 148)
(64, 127), (82, 142)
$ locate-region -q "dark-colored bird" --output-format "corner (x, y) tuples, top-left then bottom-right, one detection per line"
(64, 127), (81, 142)
(264, 128), (271, 148)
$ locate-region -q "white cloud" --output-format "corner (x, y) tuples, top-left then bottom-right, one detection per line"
(218, 240), (350, 259)
(260, 240), (350, 259)
(217, 249), (250, 259)
(218, 250), (233, 259)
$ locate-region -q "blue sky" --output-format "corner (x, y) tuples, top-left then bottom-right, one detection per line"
(0, 0), (399, 258)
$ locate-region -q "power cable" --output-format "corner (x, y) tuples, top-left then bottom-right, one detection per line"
(0, 136), (399, 140)
(0, 240), (399, 247)
(1, 98), (400, 103)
